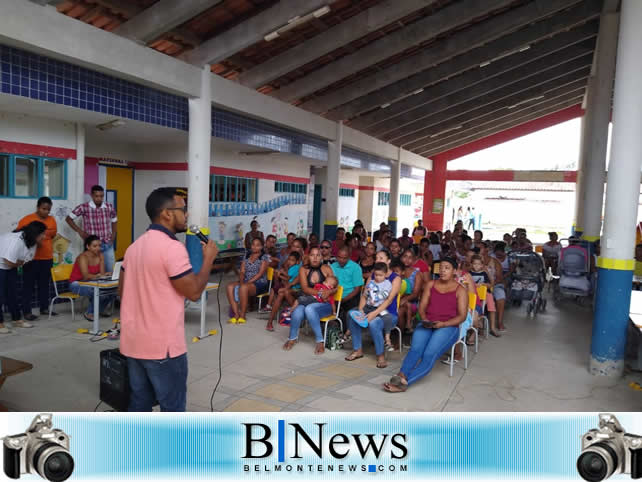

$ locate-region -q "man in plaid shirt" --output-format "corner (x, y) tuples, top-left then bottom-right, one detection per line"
(66, 185), (118, 272)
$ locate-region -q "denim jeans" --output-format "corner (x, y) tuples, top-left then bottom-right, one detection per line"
(69, 281), (114, 315)
(0, 268), (21, 322)
(22, 259), (53, 314)
(289, 302), (333, 343)
(101, 241), (115, 273)
(127, 353), (188, 412)
(349, 313), (398, 356)
(400, 324), (459, 386)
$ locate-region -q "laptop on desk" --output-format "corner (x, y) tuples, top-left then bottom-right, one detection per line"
(96, 261), (123, 282)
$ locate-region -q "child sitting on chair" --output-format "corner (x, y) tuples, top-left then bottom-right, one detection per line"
(265, 251), (301, 332)
(469, 254), (500, 338)
(349, 262), (395, 348)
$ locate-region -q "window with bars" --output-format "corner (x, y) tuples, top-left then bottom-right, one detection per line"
(400, 194), (412, 206)
(211, 175), (258, 203)
(377, 191), (390, 206)
(339, 188), (355, 197)
(274, 181), (307, 194)
(0, 153), (66, 199)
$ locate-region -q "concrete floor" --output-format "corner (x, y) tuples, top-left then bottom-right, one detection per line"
(1, 274), (640, 412)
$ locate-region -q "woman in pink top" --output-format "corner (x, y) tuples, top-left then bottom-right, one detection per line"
(383, 257), (467, 392)
(69, 235), (113, 321)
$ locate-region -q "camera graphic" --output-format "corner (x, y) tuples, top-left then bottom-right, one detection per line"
(577, 413), (642, 481)
(3, 414), (74, 481)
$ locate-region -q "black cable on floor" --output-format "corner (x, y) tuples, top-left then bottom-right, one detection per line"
(210, 269), (225, 412)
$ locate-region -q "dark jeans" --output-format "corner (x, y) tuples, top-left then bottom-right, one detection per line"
(0, 268), (21, 322)
(127, 353), (188, 412)
(22, 259), (53, 314)
(338, 295), (360, 332)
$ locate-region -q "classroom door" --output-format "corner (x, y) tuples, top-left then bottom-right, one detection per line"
(106, 166), (134, 260)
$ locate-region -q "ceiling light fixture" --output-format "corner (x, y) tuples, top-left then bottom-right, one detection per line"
(430, 125), (462, 138)
(264, 5), (331, 41)
(96, 119), (126, 131)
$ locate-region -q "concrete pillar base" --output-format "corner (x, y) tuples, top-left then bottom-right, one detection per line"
(388, 218), (397, 238)
(590, 265), (632, 377)
(186, 227), (209, 274)
(323, 222), (338, 241)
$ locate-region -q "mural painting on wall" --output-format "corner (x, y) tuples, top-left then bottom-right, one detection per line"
(52, 205), (75, 266)
(209, 193), (308, 250)
(339, 216), (352, 231)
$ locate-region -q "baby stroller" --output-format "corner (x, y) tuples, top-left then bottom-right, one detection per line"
(553, 239), (593, 304)
(508, 251), (547, 317)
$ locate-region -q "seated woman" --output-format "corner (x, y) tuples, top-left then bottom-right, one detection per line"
(396, 249), (424, 340)
(383, 257), (468, 392)
(542, 231), (561, 275)
(349, 234), (363, 262)
(359, 242), (376, 281)
(345, 250), (401, 369)
(283, 247), (336, 355)
(417, 238), (433, 268)
(226, 237), (270, 324)
(265, 251), (301, 332)
(69, 235), (115, 322)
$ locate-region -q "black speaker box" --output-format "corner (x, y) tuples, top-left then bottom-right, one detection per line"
(99, 348), (130, 412)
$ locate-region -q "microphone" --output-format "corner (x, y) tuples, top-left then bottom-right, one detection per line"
(189, 225), (209, 243)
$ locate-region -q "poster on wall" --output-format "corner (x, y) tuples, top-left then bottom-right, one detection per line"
(209, 193), (308, 250)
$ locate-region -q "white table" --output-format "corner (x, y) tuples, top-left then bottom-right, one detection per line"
(198, 282), (220, 340)
(77, 279), (118, 335)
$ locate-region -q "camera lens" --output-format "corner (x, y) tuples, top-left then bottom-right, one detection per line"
(33, 442), (74, 482)
(577, 443), (618, 482)
(43, 452), (74, 482)
(578, 453), (608, 482)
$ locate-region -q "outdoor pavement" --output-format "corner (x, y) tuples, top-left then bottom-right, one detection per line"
(1, 274), (640, 412)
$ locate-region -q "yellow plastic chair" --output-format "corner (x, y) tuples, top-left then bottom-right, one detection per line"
(432, 262), (440, 280)
(256, 266), (274, 311)
(320, 285), (344, 344)
(535, 245), (543, 254)
(413, 235), (423, 245)
(49, 264), (81, 320)
(468, 291), (480, 353)
(477, 285), (489, 339)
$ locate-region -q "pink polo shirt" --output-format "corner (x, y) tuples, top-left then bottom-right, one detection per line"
(119, 225), (193, 360)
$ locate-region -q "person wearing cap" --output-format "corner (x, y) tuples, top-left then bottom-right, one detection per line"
(383, 257), (468, 392)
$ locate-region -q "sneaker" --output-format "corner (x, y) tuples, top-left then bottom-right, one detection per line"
(13, 320), (34, 328)
(23, 313), (38, 322)
(0, 326), (11, 334)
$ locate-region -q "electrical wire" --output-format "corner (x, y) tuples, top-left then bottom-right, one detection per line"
(209, 269), (225, 412)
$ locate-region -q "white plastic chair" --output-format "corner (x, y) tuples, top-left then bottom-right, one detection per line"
(445, 292), (476, 377)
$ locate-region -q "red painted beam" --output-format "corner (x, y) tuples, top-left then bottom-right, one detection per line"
(431, 104), (585, 163)
(445, 170), (578, 182)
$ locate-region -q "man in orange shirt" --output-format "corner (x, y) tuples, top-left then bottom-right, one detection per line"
(17, 197), (57, 321)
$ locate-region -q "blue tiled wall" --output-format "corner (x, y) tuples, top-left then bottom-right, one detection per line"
(0, 45), (189, 130)
(212, 107), (328, 161)
(0, 44), (398, 172)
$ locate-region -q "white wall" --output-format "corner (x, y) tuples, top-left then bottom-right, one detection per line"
(398, 178), (424, 234)
(338, 169), (359, 231)
(0, 111), (82, 260)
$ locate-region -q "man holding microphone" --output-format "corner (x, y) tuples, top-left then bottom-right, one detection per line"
(118, 187), (218, 412)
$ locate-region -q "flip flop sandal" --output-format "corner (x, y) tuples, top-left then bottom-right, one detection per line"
(344, 352), (363, 362)
(84, 313), (94, 322)
(376, 361), (388, 369)
(265, 325), (274, 332)
(383, 382), (407, 393)
(489, 330), (501, 338)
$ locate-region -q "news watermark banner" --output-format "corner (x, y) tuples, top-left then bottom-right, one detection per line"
(1, 412), (640, 482)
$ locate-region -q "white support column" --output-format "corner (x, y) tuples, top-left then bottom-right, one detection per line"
(186, 65), (212, 272)
(388, 147), (401, 237)
(324, 121), (342, 240)
(591, 0), (642, 377)
(573, 115), (588, 235)
(75, 123), (85, 202)
(580, 11), (619, 242)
